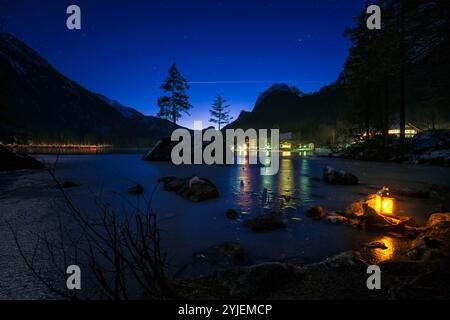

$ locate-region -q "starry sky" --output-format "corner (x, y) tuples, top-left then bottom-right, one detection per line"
(1, 0), (365, 128)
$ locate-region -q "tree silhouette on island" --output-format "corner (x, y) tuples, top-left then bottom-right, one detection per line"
(209, 95), (233, 130)
(157, 63), (192, 130)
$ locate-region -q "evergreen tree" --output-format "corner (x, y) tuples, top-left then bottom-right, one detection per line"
(209, 95), (232, 130)
(157, 63), (192, 129)
(343, 0), (450, 140)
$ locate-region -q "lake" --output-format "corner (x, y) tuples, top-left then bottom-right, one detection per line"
(1, 152), (449, 297)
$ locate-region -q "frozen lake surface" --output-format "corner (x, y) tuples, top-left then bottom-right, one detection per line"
(1, 153), (449, 297)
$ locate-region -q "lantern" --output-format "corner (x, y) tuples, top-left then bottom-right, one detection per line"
(375, 187), (396, 216)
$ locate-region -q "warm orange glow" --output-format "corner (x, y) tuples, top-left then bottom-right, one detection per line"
(376, 195), (394, 215)
(7, 144), (110, 149)
(370, 187), (396, 216)
(372, 236), (395, 262)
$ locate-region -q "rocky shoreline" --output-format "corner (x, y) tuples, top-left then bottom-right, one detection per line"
(2, 149), (449, 299)
(163, 167), (450, 300)
(330, 130), (450, 167)
(176, 212), (450, 300)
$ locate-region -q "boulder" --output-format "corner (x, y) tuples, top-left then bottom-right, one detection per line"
(225, 209), (238, 219)
(343, 200), (365, 218)
(360, 204), (419, 235)
(61, 181), (80, 189)
(127, 184), (144, 195)
(159, 175), (219, 202)
(217, 242), (247, 263)
(324, 214), (349, 225)
(159, 176), (185, 192)
(143, 137), (174, 162)
(243, 213), (286, 232)
(323, 166), (359, 185)
(0, 145), (45, 171)
(308, 250), (369, 271)
(227, 263), (303, 298)
(304, 206), (326, 220)
(427, 213), (450, 227)
(422, 213), (450, 249)
(178, 176), (220, 202)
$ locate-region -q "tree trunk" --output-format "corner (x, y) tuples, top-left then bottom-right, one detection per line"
(399, 0), (406, 147)
(383, 80), (390, 146)
(172, 83), (176, 130)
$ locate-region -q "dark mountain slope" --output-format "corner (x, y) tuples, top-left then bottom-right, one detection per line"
(0, 33), (171, 146)
(96, 93), (175, 137)
(226, 82), (346, 143)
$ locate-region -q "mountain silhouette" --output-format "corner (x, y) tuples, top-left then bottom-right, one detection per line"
(0, 33), (173, 146)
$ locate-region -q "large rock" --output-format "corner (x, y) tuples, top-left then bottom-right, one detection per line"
(308, 250), (369, 271)
(304, 206), (326, 220)
(360, 204), (419, 235)
(243, 213), (286, 232)
(158, 175), (219, 202)
(0, 145), (45, 171)
(226, 263), (303, 298)
(143, 137), (174, 162)
(343, 200), (365, 218)
(427, 213), (450, 227)
(404, 213), (450, 261)
(324, 213), (351, 225)
(159, 176), (185, 192)
(323, 166), (359, 185)
(422, 213), (450, 249)
(225, 209), (239, 219)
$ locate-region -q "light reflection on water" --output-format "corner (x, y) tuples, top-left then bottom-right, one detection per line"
(233, 156), (315, 213)
(16, 153), (450, 276)
(279, 159), (294, 198)
(299, 159), (312, 200)
(371, 236), (395, 263)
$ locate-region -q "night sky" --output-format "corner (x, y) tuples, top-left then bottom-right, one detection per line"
(2, 0), (365, 128)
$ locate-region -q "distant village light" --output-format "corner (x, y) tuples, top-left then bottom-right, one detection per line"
(388, 123), (421, 138)
(280, 143), (292, 150)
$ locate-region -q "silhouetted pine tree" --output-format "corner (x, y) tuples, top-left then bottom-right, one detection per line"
(157, 63), (192, 129)
(343, 0), (450, 142)
(209, 95), (232, 130)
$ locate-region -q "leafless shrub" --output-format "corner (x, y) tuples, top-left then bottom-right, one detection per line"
(8, 154), (174, 300)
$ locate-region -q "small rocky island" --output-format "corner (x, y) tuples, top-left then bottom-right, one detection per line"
(0, 145), (44, 171)
(158, 175), (219, 202)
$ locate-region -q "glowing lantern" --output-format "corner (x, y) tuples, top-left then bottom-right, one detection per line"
(375, 187), (396, 216)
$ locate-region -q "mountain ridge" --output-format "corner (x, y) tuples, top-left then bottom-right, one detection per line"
(0, 33), (173, 146)
(226, 80), (346, 144)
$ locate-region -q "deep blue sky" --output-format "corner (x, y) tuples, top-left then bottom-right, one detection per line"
(2, 0), (365, 128)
